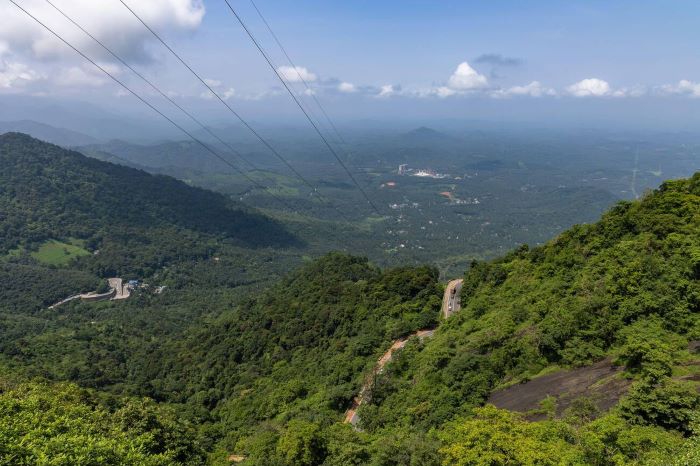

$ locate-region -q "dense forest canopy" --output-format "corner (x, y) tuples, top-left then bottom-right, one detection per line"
(0, 133), (299, 274)
(1, 134), (699, 464)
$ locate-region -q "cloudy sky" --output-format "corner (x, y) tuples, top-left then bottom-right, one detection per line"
(2, 0), (700, 128)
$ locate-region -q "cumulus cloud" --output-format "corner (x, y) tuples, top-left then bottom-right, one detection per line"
(447, 61), (489, 91)
(0, 0), (205, 63)
(338, 81), (356, 93)
(491, 81), (556, 98)
(277, 65), (317, 83)
(566, 78), (612, 97)
(474, 53), (523, 67)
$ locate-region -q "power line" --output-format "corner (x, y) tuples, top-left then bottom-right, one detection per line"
(246, 0), (371, 191)
(222, 0), (382, 216)
(8, 0), (297, 213)
(116, 0), (338, 214)
(248, 0), (348, 147)
(43, 0), (257, 172)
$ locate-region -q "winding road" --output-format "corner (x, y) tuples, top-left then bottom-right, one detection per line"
(343, 279), (464, 426)
(442, 279), (463, 319)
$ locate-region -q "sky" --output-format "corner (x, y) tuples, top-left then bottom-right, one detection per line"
(1, 0), (700, 130)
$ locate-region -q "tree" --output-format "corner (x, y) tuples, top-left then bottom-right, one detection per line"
(276, 420), (327, 466)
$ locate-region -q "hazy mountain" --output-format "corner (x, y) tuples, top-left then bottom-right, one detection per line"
(0, 120), (98, 147)
(402, 126), (456, 144)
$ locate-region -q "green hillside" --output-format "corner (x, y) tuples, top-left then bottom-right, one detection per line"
(1, 133), (699, 464)
(355, 173), (700, 463)
(0, 133), (298, 276)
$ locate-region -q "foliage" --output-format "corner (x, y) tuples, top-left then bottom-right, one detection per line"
(2, 133), (700, 464)
(0, 132), (299, 276)
(0, 380), (206, 465)
(620, 379), (700, 434)
(361, 173), (700, 432)
(438, 406), (582, 465)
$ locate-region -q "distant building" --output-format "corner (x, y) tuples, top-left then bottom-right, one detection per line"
(412, 169), (448, 179)
(398, 164), (408, 175)
(127, 280), (139, 289)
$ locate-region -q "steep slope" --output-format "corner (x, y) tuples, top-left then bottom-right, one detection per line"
(0, 133), (298, 275)
(350, 174), (700, 464)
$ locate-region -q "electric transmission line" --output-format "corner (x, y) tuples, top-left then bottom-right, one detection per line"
(116, 0), (348, 217)
(221, 0), (382, 216)
(248, 0), (348, 147)
(43, 0), (258, 172)
(8, 0), (297, 213)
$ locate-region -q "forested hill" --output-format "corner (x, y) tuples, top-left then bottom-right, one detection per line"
(0, 132), (297, 254)
(2, 132), (700, 464)
(351, 173), (700, 464)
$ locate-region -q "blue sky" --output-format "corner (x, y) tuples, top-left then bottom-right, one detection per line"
(1, 0), (700, 128)
(182, 0), (700, 90)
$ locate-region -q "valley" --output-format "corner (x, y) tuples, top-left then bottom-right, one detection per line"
(0, 132), (699, 465)
(2, 1), (700, 463)
(73, 125), (700, 277)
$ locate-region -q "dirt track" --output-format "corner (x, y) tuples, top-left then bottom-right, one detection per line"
(344, 329), (434, 425)
(344, 280), (463, 426)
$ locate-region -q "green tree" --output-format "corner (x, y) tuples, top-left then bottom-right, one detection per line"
(276, 420), (327, 466)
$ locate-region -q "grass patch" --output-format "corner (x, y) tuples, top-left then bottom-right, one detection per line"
(31, 240), (90, 266)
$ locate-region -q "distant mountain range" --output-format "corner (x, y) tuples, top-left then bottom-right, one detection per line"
(0, 120), (98, 147)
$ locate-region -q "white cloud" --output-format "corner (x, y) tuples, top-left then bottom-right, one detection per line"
(200, 88), (235, 101)
(200, 78), (235, 100)
(566, 78), (611, 97)
(277, 65), (317, 83)
(491, 81), (556, 98)
(0, 0), (205, 63)
(232, 89), (283, 101)
(221, 87), (235, 100)
(377, 84), (398, 98)
(338, 81), (356, 93)
(433, 86), (457, 98)
(204, 78), (222, 87)
(659, 80), (700, 98)
(55, 65), (107, 87)
(447, 61), (488, 90)
(0, 59), (42, 89)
